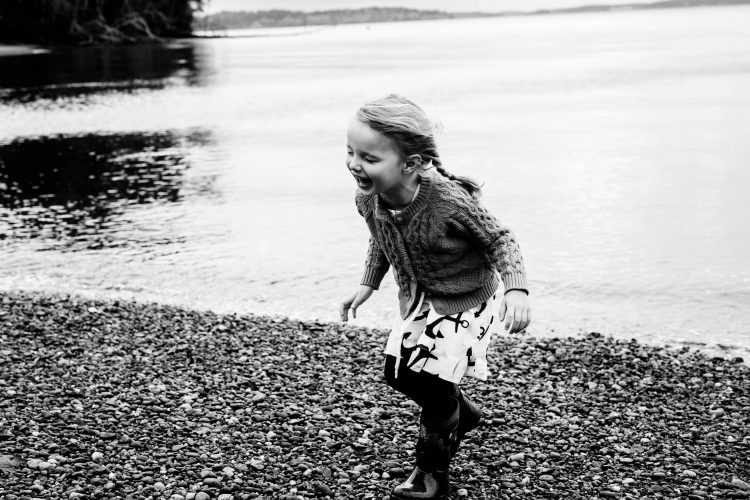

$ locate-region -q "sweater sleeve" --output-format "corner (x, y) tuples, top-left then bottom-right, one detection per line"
(355, 193), (390, 289)
(361, 236), (390, 289)
(449, 202), (528, 294)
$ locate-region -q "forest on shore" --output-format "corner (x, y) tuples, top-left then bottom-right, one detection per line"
(1, 0), (749, 44)
(193, 7), (482, 31)
(196, 0), (750, 31)
(0, 0), (202, 44)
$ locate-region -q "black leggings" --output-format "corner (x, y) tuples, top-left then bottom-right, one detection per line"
(384, 354), (457, 421)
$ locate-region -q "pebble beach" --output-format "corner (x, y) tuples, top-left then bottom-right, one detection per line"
(0, 291), (748, 499)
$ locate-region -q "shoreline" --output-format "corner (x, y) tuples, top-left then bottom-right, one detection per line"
(194, 1), (750, 32)
(1, 290), (748, 499)
(3, 2), (749, 52)
(0, 45), (48, 57)
(0, 39), (197, 58)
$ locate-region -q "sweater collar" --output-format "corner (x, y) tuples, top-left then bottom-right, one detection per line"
(375, 167), (436, 222)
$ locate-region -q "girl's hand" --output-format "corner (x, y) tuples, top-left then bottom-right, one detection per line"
(340, 285), (375, 322)
(500, 290), (531, 334)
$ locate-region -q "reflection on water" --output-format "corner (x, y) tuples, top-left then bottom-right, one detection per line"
(0, 42), (209, 102)
(0, 130), (213, 250)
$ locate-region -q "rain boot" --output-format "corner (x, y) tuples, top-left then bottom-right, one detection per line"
(391, 397), (459, 500)
(451, 387), (482, 456)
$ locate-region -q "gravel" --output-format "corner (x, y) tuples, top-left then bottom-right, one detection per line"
(0, 291), (748, 499)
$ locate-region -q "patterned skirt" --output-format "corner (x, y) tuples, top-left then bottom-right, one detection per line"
(385, 292), (499, 384)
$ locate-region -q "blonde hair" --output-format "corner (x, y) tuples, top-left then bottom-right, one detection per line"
(356, 94), (482, 198)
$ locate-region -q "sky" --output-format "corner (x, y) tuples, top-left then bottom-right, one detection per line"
(201, 0), (655, 14)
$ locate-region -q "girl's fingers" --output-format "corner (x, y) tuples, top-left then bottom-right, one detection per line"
(340, 294), (355, 322)
(519, 309), (529, 332)
(351, 295), (364, 318)
(504, 306), (514, 331)
(513, 309), (523, 333)
(339, 303), (349, 322)
(339, 290), (361, 323)
(522, 307), (532, 332)
(507, 307), (527, 334)
(499, 299), (507, 322)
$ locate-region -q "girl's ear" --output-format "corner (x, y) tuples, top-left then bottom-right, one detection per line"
(403, 155), (423, 174)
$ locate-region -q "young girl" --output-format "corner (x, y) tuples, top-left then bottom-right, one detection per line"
(340, 94), (530, 499)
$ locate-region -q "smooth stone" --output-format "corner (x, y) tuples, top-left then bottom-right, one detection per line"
(315, 483), (333, 496)
(27, 458), (43, 469)
(195, 493), (211, 500)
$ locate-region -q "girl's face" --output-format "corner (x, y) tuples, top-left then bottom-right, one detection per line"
(346, 118), (406, 196)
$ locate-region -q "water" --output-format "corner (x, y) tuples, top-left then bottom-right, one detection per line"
(1, 6), (749, 357)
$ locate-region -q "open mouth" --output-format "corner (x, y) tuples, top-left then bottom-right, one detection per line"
(352, 173), (373, 189)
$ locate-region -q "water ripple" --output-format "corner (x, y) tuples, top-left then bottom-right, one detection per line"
(0, 129), (214, 251)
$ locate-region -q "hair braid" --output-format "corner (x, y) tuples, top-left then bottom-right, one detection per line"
(435, 165), (453, 179)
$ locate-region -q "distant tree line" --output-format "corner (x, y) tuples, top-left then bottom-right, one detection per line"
(195, 8), (483, 31)
(196, 0), (750, 32)
(532, 0), (750, 14)
(0, 0), (203, 44)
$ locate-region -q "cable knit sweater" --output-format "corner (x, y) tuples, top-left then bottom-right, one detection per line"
(356, 167), (528, 319)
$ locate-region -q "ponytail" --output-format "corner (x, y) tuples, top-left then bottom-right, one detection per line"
(433, 164), (482, 199)
(356, 94), (482, 199)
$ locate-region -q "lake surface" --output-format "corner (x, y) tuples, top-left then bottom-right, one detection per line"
(1, 6), (749, 358)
